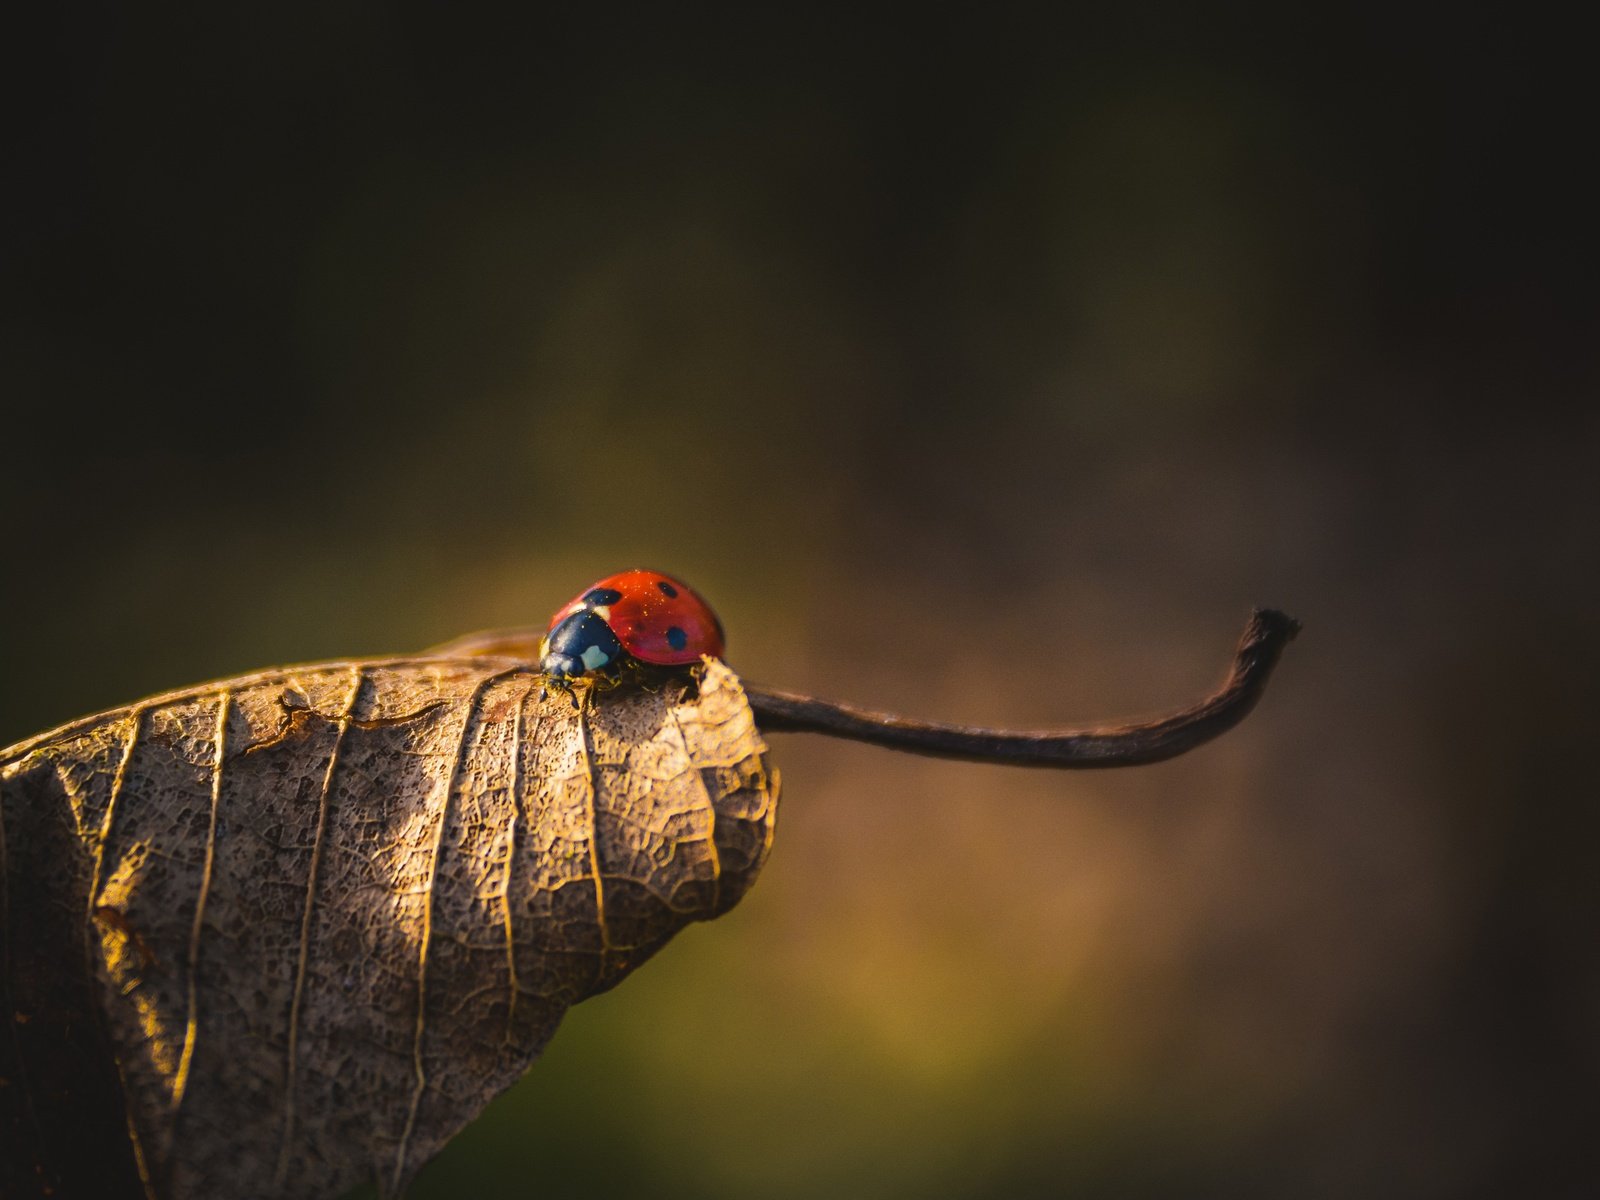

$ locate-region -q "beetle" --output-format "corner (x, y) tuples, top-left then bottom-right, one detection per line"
(538, 569), (726, 678)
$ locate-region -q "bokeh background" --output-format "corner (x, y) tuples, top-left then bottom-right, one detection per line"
(6, 9), (1596, 1198)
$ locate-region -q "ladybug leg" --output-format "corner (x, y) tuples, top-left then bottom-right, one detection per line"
(541, 672), (582, 710)
(589, 655), (662, 694)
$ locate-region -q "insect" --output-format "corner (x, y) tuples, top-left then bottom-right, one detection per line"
(538, 569), (726, 678)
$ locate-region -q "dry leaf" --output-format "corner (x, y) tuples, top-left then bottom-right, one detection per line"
(1, 655), (777, 1199)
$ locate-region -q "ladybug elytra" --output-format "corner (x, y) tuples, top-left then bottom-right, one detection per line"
(539, 569), (725, 679)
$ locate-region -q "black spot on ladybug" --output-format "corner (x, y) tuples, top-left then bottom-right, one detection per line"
(583, 587), (623, 607)
(657, 580), (679, 598)
(666, 625), (688, 651)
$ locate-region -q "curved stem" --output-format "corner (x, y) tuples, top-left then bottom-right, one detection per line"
(742, 609), (1300, 768)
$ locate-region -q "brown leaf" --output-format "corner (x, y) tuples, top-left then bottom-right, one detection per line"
(0, 655), (778, 1199)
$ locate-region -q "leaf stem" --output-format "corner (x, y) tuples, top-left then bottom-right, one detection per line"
(742, 609), (1300, 768)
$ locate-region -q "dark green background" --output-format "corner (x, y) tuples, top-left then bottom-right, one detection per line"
(6, 9), (1595, 1197)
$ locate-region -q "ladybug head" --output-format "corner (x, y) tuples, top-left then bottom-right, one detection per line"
(539, 608), (624, 678)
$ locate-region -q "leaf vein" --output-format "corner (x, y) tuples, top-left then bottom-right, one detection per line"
(392, 667), (516, 1195)
(275, 667), (364, 1189)
(577, 689), (610, 988)
(170, 691), (229, 1131)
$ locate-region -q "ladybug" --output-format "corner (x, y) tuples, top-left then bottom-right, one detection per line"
(538, 569), (726, 679)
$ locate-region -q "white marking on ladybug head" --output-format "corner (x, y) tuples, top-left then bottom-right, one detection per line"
(580, 644), (611, 671)
(591, 605), (612, 621)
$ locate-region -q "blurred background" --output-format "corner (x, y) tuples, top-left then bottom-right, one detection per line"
(5, 8), (1595, 1197)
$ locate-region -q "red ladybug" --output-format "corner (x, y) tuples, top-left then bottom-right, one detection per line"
(539, 569), (725, 679)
